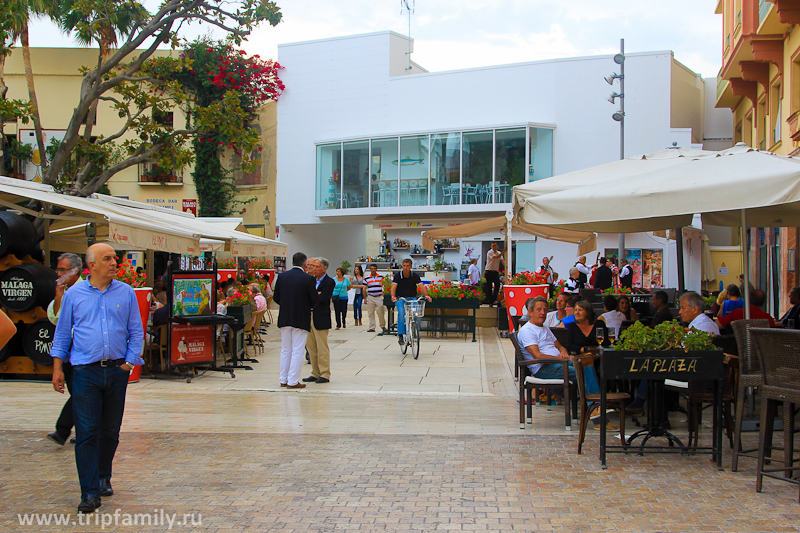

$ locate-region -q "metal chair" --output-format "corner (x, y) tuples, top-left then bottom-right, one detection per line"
(750, 327), (800, 502)
(417, 181), (428, 205)
(731, 319), (770, 471)
(509, 331), (575, 431)
(399, 181), (410, 206)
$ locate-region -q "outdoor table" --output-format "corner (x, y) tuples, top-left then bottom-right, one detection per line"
(599, 348), (725, 469)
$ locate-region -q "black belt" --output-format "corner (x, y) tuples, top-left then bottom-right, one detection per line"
(87, 359), (127, 367)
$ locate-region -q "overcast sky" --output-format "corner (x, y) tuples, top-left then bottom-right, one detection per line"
(26, 0), (722, 78)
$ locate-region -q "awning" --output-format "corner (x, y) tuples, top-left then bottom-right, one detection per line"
(421, 215), (597, 256)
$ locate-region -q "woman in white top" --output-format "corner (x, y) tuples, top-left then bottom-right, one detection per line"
(597, 294), (625, 335)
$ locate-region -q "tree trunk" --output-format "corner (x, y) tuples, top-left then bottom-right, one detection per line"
(20, 23), (47, 178)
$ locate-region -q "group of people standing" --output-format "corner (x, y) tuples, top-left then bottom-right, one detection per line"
(561, 255), (634, 294)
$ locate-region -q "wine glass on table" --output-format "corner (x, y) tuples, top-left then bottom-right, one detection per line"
(607, 326), (617, 344)
(595, 326), (605, 347)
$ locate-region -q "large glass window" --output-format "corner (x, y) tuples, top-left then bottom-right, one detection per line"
(494, 128), (526, 203)
(316, 143), (341, 210)
(431, 132), (461, 206)
(399, 135), (429, 206)
(342, 141), (369, 209)
(370, 138), (398, 207)
(462, 131), (493, 204)
(529, 127), (554, 182)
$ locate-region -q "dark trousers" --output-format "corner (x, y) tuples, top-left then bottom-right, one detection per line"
(55, 363), (74, 439)
(485, 270), (501, 303)
(333, 298), (348, 327)
(72, 363), (129, 498)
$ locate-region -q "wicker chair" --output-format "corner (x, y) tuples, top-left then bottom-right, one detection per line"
(730, 319), (770, 471)
(572, 353), (628, 454)
(509, 331), (575, 430)
(749, 328), (800, 502)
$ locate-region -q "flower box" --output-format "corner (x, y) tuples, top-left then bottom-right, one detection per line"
(427, 297), (480, 310)
(502, 284), (549, 331)
(226, 305), (251, 326)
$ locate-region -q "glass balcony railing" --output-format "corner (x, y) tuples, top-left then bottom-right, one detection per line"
(759, 0), (770, 24)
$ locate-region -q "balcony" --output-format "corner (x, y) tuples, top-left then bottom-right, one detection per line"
(758, 0), (790, 34)
(715, 76), (741, 109)
(138, 164), (183, 185)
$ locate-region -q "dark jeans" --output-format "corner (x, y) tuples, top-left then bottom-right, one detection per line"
(72, 363), (129, 498)
(353, 294), (363, 320)
(484, 270), (501, 303)
(55, 363), (74, 440)
(333, 298), (348, 327)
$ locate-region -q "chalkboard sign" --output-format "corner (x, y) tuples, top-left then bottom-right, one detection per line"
(602, 349), (723, 381)
(22, 319), (55, 365)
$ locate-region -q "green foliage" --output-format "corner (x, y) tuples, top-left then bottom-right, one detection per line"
(339, 260), (351, 275)
(614, 320), (716, 353)
(32, 0), (284, 198)
(704, 296), (717, 308)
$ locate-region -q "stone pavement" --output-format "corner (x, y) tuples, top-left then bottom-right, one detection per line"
(1, 323), (798, 532)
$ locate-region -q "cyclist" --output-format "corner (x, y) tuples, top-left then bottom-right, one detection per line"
(390, 259), (432, 345)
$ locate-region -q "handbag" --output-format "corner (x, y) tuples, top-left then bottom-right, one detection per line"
(331, 295), (340, 302)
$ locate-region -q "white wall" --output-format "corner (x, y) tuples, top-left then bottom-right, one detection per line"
(280, 223), (366, 277)
(276, 31), (694, 229)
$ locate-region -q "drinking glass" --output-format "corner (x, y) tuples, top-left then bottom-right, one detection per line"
(608, 326), (617, 343)
(595, 326), (605, 346)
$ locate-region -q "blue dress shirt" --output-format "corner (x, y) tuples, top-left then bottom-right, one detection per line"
(50, 278), (145, 366)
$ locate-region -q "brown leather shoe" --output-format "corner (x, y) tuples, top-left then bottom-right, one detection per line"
(280, 383), (287, 387)
(286, 382), (306, 389)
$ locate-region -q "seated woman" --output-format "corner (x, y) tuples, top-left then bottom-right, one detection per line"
(719, 284), (744, 317)
(710, 289), (728, 317)
(597, 294), (625, 334)
(618, 295), (639, 322)
(560, 295), (580, 327)
(566, 300), (607, 355)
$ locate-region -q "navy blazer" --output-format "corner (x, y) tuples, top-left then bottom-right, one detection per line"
(274, 267), (319, 331)
(312, 274), (335, 330)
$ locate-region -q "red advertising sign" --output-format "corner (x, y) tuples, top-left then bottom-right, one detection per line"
(183, 198), (198, 215)
(170, 324), (213, 364)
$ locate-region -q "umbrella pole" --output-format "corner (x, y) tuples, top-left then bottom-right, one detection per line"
(742, 210), (751, 319)
(675, 227), (685, 294)
(506, 214), (514, 277)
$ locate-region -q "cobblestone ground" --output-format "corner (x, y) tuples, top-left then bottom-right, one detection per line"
(1, 327), (798, 532)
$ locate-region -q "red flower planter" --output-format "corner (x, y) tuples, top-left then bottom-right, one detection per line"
(502, 285), (549, 331)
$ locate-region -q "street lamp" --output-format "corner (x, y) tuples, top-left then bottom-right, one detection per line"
(606, 39), (626, 262)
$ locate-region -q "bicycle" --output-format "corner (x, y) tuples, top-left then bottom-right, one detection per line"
(397, 297), (426, 359)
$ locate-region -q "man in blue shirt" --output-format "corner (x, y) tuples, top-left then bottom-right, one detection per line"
(51, 243), (144, 514)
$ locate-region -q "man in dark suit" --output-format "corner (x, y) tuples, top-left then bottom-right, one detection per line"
(274, 252), (319, 388)
(303, 257), (335, 384)
(594, 257), (613, 291)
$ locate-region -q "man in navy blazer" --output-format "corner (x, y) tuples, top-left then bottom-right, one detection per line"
(303, 257), (335, 384)
(274, 252), (319, 388)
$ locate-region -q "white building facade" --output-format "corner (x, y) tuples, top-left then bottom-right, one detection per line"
(276, 31), (732, 289)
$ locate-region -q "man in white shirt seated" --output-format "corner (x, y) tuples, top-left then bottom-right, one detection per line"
(678, 291), (720, 336)
(544, 292), (569, 328)
(517, 296), (600, 394)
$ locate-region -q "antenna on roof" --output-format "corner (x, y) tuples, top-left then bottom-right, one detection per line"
(400, 0), (415, 71)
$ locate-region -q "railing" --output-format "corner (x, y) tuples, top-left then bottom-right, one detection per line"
(717, 77), (729, 101)
(759, 0), (771, 25)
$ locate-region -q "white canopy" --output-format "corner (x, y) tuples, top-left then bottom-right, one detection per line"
(516, 144), (799, 232)
(421, 215), (597, 256)
(0, 177), (287, 257)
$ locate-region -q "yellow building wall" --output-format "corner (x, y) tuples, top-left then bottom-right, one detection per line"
(709, 247), (744, 292)
(3, 47), (276, 224)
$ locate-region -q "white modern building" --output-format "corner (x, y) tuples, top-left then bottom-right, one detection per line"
(276, 31), (732, 289)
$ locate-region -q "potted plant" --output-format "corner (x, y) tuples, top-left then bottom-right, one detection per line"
(114, 258), (148, 382)
(5, 139), (33, 179)
(502, 270), (549, 330)
(225, 288), (252, 325)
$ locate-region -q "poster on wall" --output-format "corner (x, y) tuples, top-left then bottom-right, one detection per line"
(642, 249), (663, 288)
(172, 274), (214, 316)
(624, 249), (643, 288)
(170, 324), (213, 364)
(18, 129), (66, 181)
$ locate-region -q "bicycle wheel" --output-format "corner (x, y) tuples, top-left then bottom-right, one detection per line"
(400, 320), (409, 355)
(411, 321), (420, 359)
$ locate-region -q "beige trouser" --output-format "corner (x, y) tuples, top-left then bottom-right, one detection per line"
(306, 323), (330, 379)
(365, 295), (386, 330)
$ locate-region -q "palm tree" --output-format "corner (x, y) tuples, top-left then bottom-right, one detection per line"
(6, 0), (60, 178)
